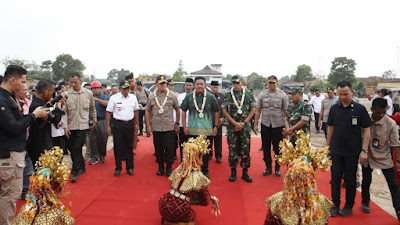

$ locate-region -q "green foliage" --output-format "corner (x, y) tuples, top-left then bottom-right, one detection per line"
(310, 80), (328, 92)
(2, 57), (52, 80)
(293, 64), (315, 88)
(381, 70), (396, 79)
(246, 72), (267, 90)
(279, 75), (290, 83)
(107, 68), (130, 82)
(354, 81), (365, 90)
(172, 68), (188, 82)
(51, 54), (86, 81)
(224, 74), (232, 80)
(327, 57), (357, 87)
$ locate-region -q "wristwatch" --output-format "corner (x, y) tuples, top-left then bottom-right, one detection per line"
(361, 149), (368, 154)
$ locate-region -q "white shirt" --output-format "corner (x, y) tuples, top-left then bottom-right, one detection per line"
(384, 95), (393, 115)
(106, 92), (139, 121)
(51, 122), (65, 137)
(177, 92), (189, 127)
(310, 95), (325, 113)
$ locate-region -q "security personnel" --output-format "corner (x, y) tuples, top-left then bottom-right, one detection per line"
(106, 80), (139, 177)
(254, 75), (288, 177)
(0, 65), (48, 225)
(222, 75), (256, 182)
(283, 87), (313, 142)
(210, 80), (225, 163)
(146, 75), (180, 176)
(318, 87), (337, 138)
(134, 81), (149, 136)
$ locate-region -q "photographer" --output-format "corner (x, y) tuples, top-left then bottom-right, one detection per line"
(0, 65), (49, 225)
(27, 79), (64, 167)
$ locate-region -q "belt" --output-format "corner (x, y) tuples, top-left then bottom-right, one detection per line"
(97, 117), (105, 121)
(169, 189), (190, 202)
(114, 119), (133, 124)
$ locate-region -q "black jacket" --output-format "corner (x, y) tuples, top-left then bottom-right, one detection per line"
(0, 87), (35, 152)
(27, 96), (63, 164)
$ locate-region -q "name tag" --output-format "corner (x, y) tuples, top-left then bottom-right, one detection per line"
(352, 116), (358, 126)
(372, 138), (379, 148)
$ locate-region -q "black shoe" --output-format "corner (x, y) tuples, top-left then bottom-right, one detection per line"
(137, 138), (140, 142)
(241, 169), (252, 182)
(138, 132), (143, 136)
(330, 206), (340, 217)
(147, 134), (151, 138)
(204, 172), (210, 179)
(342, 181), (346, 188)
(153, 152), (156, 156)
(275, 166), (281, 177)
(157, 164), (164, 176)
(89, 158), (98, 165)
(259, 147), (263, 151)
(338, 207), (353, 217)
(166, 164), (172, 177)
(263, 167), (272, 176)
(127, 169), (134, 176)
(361, 202), (370, 213)
(114, 170), (121, 177)
(229, 168), (237, 182)
(77, 168), (86, 176)
(216, 158), (221, 163)
(71, 175), (78, 183)
(396, 210), (400, 223)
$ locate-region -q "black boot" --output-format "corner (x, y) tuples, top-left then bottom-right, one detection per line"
(241, 168), (252, 182)
(263, 165), (272, 176)
(229, 168), (237, 182)
(166, 164), (172, 177)
(275, 164), (281, 177)
(157, 163), (164, 176)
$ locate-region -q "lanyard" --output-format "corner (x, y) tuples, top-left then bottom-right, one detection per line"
(9, 96), (23, 112)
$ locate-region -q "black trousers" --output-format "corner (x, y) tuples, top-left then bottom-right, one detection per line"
(314, 112), (320, 131)
(178, 127), (189, 161)
(153, 131), (175, 165)
(331, 153), (359, 208)
(89, 119), (108, 159)
(212, 126), (223, 160)
(321, 122), (328, 138)
(362, 165), (400, 211)
(138, 109), (145, 133)
(112, 120), (134, 171)
(261, 124), (283, 168)
(69, 130), (88, 176)
(189, 135), (213, 174)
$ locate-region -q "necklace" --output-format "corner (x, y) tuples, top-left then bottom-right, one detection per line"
(231, 86), (245, 114)
(193, 89), (207, 118)
(154, 88), (169, 114)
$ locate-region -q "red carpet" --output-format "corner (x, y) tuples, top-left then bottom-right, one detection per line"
(17, 136), (399, 224)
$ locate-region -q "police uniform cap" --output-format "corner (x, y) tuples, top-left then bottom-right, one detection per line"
(119, 80), (131, 88)
(156, 75), (168, 84)
(167, 79), (174, 85)
(136, 81), (142, 86)
(267, 75), (278, 83)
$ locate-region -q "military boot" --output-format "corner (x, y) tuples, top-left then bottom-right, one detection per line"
(241, 168), (252, 182)
(229, 168), (237, 182)
(157, 163), (164, 176)
(166, 163), (172, 177)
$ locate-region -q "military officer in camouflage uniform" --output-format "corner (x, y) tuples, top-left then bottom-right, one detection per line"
(284, 87), (313, 142)
(221, 75), (256, 183)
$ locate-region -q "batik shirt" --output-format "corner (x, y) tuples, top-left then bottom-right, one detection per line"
(286, 100), (313, 133)
(221, 87), (256, 132)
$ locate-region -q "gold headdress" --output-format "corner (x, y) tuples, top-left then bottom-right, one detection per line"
(169, 135), (211, 193)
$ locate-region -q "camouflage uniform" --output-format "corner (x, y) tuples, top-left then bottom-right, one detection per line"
(286, 100), (313, 141)
(221, 88), (256, 168)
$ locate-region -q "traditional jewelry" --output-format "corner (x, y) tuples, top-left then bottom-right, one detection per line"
(154, 88), (169, 114)
(193, 89), (206, 119)
(231, 86), (245, 114)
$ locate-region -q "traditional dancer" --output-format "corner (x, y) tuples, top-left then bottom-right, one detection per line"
(265, 130), (332, 225)
(13, 147), (74, 225)
(158, 135), (221, 224)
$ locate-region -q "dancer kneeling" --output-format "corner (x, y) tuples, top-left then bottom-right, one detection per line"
(159, 135), (221, 224)
(13, 147), (74, 225)
(265, 130), (333, 225)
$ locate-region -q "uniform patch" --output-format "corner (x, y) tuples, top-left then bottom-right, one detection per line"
(1, 107), (5, 110)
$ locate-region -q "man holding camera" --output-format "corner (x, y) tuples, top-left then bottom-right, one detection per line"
(27, 79), (64, 167)
(0, 65), (49, 225)
(62, 73), (96, 183)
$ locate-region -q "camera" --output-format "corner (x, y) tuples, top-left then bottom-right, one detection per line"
(54, 79), (65, 96)
(43, 95), (64, 120)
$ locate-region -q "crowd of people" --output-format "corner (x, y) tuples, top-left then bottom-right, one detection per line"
(1, 64), (400, 224)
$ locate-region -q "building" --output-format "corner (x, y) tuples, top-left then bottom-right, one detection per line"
(190, 64), (223, 85)
(357, 76), (379, 95)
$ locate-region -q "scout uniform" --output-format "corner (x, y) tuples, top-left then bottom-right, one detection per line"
(221, 75), (256, 182)
(286, 88), (313, 140)
(147, 75), (179, 176)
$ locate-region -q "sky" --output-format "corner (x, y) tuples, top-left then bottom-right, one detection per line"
(1, 0), (400, 80)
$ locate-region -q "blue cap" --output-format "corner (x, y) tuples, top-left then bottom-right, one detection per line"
(136, 81), (142, 86)
(283, 84), (291, 89)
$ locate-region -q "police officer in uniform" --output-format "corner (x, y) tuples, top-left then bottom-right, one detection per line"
(222, 75), (256, 182)
(210, 81), (225, 163)
(146, 75), (180, 176)
(106, 80), (139, 177)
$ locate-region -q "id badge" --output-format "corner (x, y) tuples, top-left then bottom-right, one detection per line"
(372, 138), (379, 148)
(352, 116), (358, 126)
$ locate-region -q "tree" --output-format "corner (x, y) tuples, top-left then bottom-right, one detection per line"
(107, 68), (130, 82)
(223, 74), (232, 80)
(172, 68), (188, 82)
(246, 72), (267, 90)
(279, 75), (290, 83)
(292, 64), (315, 88)
(327, 57), (357, 87)
(51, 54), (86, 80)
(381, 70), (396, 79)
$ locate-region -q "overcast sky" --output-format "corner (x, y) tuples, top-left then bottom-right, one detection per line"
(1, 0), (400, 80)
